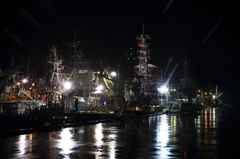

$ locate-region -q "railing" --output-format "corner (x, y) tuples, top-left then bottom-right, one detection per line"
(66, 105), (119, 113)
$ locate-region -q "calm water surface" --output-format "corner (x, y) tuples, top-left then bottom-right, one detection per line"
(0, 107), (238, 159)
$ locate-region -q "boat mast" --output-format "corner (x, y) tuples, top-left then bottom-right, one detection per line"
(69, 31), (91, 91)
(69, 31), (91, 70)
(47, 45), (65, 90)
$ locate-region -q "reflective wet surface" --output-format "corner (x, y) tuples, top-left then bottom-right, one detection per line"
(0, 107), (238, 159)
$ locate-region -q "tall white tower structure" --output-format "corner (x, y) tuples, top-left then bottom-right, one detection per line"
(47, 45), (65, 90)
(136, 25), (151, 96)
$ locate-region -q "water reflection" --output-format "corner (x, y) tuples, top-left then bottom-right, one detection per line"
(94, 123), (103, 147)
(195, 107), (221, 129)
(18, 135), (27, 155)
(11, 134), (34, 159)
(179, 107), (222, 158)
(58, 128), (75, 155)
(0, 107), (226, 159)
(16, 135), (29, 157)
(156, 115), (170, 158)
(158, 115), (169, 147)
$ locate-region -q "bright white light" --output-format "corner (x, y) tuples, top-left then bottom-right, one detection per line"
(96, 85), (103, 92)
(158, 86), (168, 93)
(111, 71), (117, 77)
(64, 81), (72, 90)
(22, 79), (28, 83)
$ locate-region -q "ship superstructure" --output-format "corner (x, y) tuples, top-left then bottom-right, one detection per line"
(130, 26), (180, 108)
(69, 32), (92, 90)
(0, 54), (40, 102)
(68, 32), (105, 107)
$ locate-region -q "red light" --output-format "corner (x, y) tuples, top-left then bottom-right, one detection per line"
(184, 150), (187, 157)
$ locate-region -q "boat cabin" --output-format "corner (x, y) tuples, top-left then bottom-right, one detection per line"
(0, 101), (33, 115)
(88, 91), (103, 107)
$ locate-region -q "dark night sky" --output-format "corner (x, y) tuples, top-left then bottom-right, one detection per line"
(1, 0), (239, 104)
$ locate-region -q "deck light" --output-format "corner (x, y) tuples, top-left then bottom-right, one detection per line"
(110, 71), (117, 77)
(22, 79), (28, 83)
(96, 85), (103, 92)
(158, 86), (168, 93)
(64, 81), (72, 90)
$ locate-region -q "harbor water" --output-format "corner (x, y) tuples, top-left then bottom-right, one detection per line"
(0, 106), (239, 159)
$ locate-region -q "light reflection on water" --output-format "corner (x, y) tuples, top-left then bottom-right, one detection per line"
(94, 123), (103, 147)
(0, 107), (226, 159)
(11, 134), (34, 159)
(156, 115), (170, 158)
(57, 128), (75, 155)
(18, 135), (27, 155)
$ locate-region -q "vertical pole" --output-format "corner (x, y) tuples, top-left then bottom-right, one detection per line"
(216, 85), (218, 99)
(118, 64), (119, 81)
(27, 57), (30, 76)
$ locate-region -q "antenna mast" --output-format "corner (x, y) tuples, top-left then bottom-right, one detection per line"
(69, 31), (91, 70)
